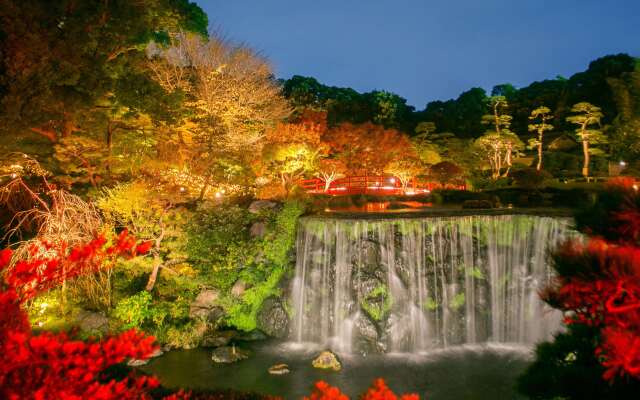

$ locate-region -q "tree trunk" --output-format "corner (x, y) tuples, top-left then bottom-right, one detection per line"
(145, 253), (161, 292)
(582, 139), (590, 179)
(536, 136), (543, 171)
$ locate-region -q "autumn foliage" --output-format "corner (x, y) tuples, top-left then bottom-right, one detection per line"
(304, 379), (420, 400)
(0, 231), (172, 400)
(540, 178), (640, 382)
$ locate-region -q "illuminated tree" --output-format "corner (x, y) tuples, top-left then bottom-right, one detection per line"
(477, 96), (524, 178)
(527, 106), (554, 171)
(258, 116), (327, 193)
(97, 182), (187, 293)
(412, 122), (443, 165)
(566, 102), (607, 178)
(323, 122), (413, 174)
(384, 158), (424, 192)
(315, 158), (347, 192)
(148, 33), (291, 197)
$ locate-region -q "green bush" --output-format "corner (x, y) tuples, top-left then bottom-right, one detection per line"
(113, 291), (153, 329)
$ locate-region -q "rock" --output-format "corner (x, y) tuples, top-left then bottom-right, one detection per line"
(77, 310), (109, 334)
(231, 279), (248, 297)
(193, 289), (220, 307)
(237, 330), (268, 342)
(189, 289), (224, 323)
(248, 200), (278, 214)
(211, 346), (250, 363)
(268, 363), (290, 375)
(202, 330), (237, 348)
(250, 221), (268, 238)
(257, 297), (289, 339)
(312, 351), (342, 371)
(354, 313), (383, 354)
(127, 358), (150, 367)
(127, 348), (164, 367)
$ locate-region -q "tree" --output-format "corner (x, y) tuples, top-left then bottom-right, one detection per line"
(429, 161), (464, 186)
(527, 106), (554, 171)
(0, 233), (178, 400)
(149, 33), (291, 198)
(477, 96), (524, 178)
(384, 158), (424, 192)
(314, 158), (347, 192)
(566, 102), (607, 178)
(323, 122), (414, 174)
(97, 182), (187, 293)
(0, 0), (207, 145)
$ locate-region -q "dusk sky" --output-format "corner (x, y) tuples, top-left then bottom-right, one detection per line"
(196, 0), (640, 108)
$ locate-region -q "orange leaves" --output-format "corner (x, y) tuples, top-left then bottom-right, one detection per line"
(322, 122), (414, 175)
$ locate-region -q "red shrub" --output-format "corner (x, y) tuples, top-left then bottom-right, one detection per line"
(304, 379), (420, 400)
(0, 232), (180, 400)
(546, 238), (640, 381)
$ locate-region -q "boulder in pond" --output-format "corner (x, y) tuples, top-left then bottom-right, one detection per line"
(268, 363), (290, 375)
(127, 348), (164, 367)
(211, 346), (250, 364)
(201, 330), (238, 348)
(312, 350), (341, 371)
(257, 297), (289, 338)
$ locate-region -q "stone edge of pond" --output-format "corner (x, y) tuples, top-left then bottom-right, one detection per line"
(305, 207), (575, 220)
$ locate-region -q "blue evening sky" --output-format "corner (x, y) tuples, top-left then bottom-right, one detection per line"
(195, 0), (640, 108)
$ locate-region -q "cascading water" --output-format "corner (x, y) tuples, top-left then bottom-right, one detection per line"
(290, 215), (575, 354)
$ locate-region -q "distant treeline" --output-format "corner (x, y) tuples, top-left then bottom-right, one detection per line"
(282, 53), (638, 141)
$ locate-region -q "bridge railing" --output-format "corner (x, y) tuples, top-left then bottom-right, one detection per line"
(299, 175), (465, 195)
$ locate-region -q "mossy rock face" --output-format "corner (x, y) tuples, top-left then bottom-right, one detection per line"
(312, 351), (341, 371)
(257, 297), (289, 338)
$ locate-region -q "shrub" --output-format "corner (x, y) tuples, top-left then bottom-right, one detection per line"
(114, 291), (153, 329)
(511, 168), (552, 189)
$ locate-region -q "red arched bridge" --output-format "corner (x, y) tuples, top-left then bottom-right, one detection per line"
(299, 175), (465, 195)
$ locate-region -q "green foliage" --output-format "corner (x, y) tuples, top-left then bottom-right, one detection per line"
(361, 285), (392, 321)
(113, 291), (153, 329)
(424, 297), (439, 311)
(450, 292), (465, 310)
(188, 201), (305, 331)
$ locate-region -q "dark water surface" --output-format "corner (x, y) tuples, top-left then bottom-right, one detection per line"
(143, 341), (531, 399)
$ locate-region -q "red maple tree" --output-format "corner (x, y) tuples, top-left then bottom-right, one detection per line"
(0, 231), (177, 400)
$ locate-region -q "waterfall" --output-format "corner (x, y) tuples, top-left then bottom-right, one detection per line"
(290, 215), (574, 354)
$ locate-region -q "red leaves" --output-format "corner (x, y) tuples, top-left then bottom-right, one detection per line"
(303, 379), (421, 400)
(0, 234), (180, 400)
(2, 231), (149, 302)
(548, 238), (640, 381)
(598, 328), (640, 381)
(361, 379), (420, 400)
(135, 241), (153, 255)
(304, 381), (349, 400)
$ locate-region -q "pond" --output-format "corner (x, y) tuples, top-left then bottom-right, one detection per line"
(142, 341), (532, 399)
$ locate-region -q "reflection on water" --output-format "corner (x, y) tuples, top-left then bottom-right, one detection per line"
(143, 341), (531, 400)
(325, 201), (434, 213)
